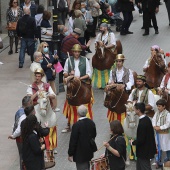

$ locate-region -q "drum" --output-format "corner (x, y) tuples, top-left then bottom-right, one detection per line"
(44, 150), (55, 169)
(91, 157), (109, 170)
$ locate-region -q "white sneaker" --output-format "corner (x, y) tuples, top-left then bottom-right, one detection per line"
(54, 108), (60, 112)
(54, 149), (58, 154)
(139, 13), (143, 16)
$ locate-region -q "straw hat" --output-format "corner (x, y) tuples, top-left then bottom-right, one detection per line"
(116, 54), (126, 60)
(71, 44), (82, 52)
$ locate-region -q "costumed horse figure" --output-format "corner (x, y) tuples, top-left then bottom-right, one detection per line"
(34, 91), (57, 168)
(34, 91), (57, 151)
(92, 40), (122, 88)
(104, 84), (129, 124)
(123, 103), (139, 160)
(145, 52), (166, 91)
(63, 76), (94, 125)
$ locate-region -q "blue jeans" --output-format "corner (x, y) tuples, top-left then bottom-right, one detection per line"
(19, 38), (35, 65)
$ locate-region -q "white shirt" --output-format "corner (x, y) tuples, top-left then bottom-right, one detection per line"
(12, 9), (18, 17)
(152, 110), (170, 151)
(27, 83), (56, 96)
(128, 88), (155, 109)
(23, 2), (31, 9)
(78, 117), (87, 121)
(30, 62), (47, 83)
(139, 114), (146, 120)
(109, 68), (134, 90)
(63, 57), (92, 78)
(160, 75), (170, 94)
(143, 56), (167, 69)
(12, 114), (26, 138)
(95, 32), (116, 46)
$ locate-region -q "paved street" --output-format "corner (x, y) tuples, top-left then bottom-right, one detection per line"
(0, 3), (170, 170)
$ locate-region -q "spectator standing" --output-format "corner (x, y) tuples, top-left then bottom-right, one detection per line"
(35, 5), (45, 42)
(21, 114), (46, 170)
(81, 7), (93, 53)
(30, 51), (47, 83)
(103, 120), (126, 170)
(88, 0), (100, 37)
(131, 103), (156, 170)
(73, 10), (87, 56)
(138, 0), (159, 36)
(152, 99), (170, 168)
(119, 0), (134, 35)
(68, 11), (76, 34)
(20, 0), (37, 17)
(69, 0), (81, 18)
(61, 28), (91, 64)
(68, 105), (97, 170)
(16, 7), (38, 68)
(165, 0), (170, 26)
(40, 11), (53, 53)
(6, 0), (23, 55)
(8, 96), (32, 170)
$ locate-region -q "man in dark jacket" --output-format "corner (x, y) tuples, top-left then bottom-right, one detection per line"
(16, 7), (38, 68)
(139, 0), (159, 35)
(131, 103), (156, 170)
(119, 0), (134, 35)
(68, 105), (97, 170)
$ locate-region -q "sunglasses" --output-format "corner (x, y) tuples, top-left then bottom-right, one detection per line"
(13, 2), (18, 3)
(44, 46), (49, 48)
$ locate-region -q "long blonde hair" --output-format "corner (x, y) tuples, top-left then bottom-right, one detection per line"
(37, 42), (49, 54)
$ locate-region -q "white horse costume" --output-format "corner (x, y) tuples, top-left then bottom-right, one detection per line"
(34, 91), (58, 151)
(34, 91), (57, 128)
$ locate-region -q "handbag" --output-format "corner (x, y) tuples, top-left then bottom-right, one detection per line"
(6, 22), (17, 31)
(86, 23), (93, 33)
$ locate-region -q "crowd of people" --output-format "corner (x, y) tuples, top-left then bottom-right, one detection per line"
(3, 0), (170, 170)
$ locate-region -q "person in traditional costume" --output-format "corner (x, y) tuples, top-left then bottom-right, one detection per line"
(92, 23), (116, 89)
(127, 75), (155, 160)
(152, 99), (170, 168)
(107, 54), (134, 123)
(26, 68), (57, 153)
(62, 44), (93, 133)
(128, 75), (155, 113)
(143, 45), (166, 72)
(30, 51), (47, 83)
(158, 62), (170, 94)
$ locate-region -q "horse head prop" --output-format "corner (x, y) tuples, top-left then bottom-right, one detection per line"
(145, 52), (166, 88)
(66, 76), (92, 106)
(104, 84), (129, 113)
(92, 40), (122, 71)
(35, 91), (57, 128)
(123, 103), (139, 139)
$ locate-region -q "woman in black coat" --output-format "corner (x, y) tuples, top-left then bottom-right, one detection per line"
(103, 120), (126, 170)
(22, 114), (46, 170)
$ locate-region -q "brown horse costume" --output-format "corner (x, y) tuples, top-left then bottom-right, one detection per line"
(104, 84), (129, 113)
(92, 40), (122, 71)
(160, 90), (170, 112)
(66, 76), (92, 106)
(145, 53), (166, 88)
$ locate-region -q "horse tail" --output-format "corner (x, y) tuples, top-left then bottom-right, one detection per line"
(116, 40), (123, 54)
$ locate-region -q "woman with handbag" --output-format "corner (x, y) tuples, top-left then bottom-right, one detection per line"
(37, 42), (60, 112)
(6, 0), (23, 55)
(103, 120), (126, 170)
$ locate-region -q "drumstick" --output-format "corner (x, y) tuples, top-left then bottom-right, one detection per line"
(97, 135), (117, 152)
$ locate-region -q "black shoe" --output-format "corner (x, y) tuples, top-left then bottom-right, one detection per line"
(143, 32), (149, 36)
(15, 50), (18, 53)
(19, 64), (23, 68)
(126, 31), (133, 34)
(149, 25), (153, 28)
(120, 32), (126, 35)
(8, 50), (13, 55)
(141, 26), (144, 29)
(155, 30), (159, 34)
(86, 49), (92, 53)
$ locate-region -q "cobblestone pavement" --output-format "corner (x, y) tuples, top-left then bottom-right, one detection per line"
(0, 3), (170, 170)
